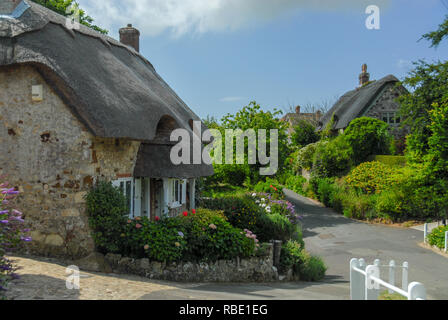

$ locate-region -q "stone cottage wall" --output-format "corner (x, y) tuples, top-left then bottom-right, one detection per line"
(363, 83), (408, 139)
(0, 65), (140, 259)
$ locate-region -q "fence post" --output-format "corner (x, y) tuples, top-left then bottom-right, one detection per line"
(350, 258), (362, 300)
(402, 262), (408, 291)
(445, 231), (448, 253)
(424, 223), (428, 243)
(388, 260), (395, 294)
(408, 282), (426, 300)
(365, 264), (380, 300)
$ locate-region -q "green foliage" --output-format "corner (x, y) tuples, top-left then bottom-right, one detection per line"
(344, 117), (393, 164)
(284, 175), (307, 196)
(421, 15), (448, 48)
(124, 216), (186, 262)
(180, 209), (256, 262)
(375, 189), (407, 221)
(291, 120), (320, 148)
(312, 136), (353, 178)
(345, 161), (398, 194)
(372, 155), (407, 167)
(253, 213), (298, 243)
(398, 60), (448, 162)
(85, 181), (129, 254)
(320, 114), (338, 140)
(296, 142), (320, 171)
(253, 178), (284, 199)
(210, 101), (290, 186)
(280, 240), (326, 281)
(427, 225), (448, 250)
(31, 0), (108, 34)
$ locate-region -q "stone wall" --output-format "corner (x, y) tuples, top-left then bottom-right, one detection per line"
(0, 65), (141, 259)
(99, 243), (296, 282)
(363, 82), (408, 139)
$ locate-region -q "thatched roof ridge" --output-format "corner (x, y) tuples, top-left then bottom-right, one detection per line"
(318, 75), (400, 131)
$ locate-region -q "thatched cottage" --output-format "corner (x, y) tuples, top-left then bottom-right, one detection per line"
(318, 64), (408, 139)
(0, 0), (213, 258)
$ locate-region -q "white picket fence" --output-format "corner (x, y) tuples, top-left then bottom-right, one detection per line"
(424, 223), (448, 253)
(350, 258), (426, 300)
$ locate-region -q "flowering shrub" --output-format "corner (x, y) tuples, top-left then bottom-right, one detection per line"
(0, 180), (31, 298)
(199, 195), (262, 231)
(119, 209), (255, 263)
(251, 193), (301, 225)
(427, 225), (448, 250)
(345, 161), (397, 194)
(253, 178), (284, 200)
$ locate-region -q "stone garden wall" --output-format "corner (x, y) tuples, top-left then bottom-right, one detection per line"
(72, 243), (297, 282)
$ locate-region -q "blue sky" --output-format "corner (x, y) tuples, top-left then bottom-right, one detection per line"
(79, 0), (448, 120)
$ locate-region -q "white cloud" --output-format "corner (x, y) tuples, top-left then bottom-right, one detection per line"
(397, 59), (413, 70)
(78, 0), (390, 38)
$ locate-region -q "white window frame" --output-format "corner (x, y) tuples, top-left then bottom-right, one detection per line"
(168, 179), (186, 209)
(112, 177), (151, 218)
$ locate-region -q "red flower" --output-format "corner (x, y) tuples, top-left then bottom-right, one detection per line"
(270, 185), (274, 188)
(183, 211), (188, 217)
(192, 209), (196, 214)
(135, 224), (142, 229)
(155, 216), (160, 221)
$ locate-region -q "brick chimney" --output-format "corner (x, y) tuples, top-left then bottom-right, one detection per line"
(295, 105), (301, 114)
(359, 64), (370, 87)
(0, 0), (21, 15)
(119, 24), (140, 52)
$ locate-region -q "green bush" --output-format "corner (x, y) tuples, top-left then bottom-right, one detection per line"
(280, 240), (326, 281)
(344, 117), (393, 164)
(427, 225), (448, 250)
(199, 195), (263, 231)
(253, 178), (284, 199)
(296, 142), (320, 171)
(123, 209), (256, 263)
(124, 216), (186, 262)
(316, 178), (338, 207)
(342, 192), (378, 220)
(285, 175), (307, 196)
(345, 161), (398, 195)
(180, 209), (256, 262)
(291, 119), (320, 148)
(372, 155), (407, 167)
(85, 181), (129, 254)
(312, 136), (353, 178)
(375, 189), (407, 221)
(253, 213), (299, 243)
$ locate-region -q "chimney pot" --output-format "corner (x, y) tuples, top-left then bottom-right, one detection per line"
(295, 106), (301, 114)
(119, 24), (140, 52)
(359, 64), (370, 87)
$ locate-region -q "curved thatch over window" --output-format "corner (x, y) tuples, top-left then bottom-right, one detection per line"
(155, 115), (179, 142)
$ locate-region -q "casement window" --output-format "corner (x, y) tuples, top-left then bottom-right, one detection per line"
(112, 178), (150, 218)
(168, 179), (186, 208)
(382, 112), (401, 125)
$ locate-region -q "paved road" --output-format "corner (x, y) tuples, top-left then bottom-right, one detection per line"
(283, 189), (448, 300)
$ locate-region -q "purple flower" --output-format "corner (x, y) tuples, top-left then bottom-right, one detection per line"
(20, 236), (32, 242)
(0, 220), (8, 224)
(178, 231), (184, 238)
(0, 210), (9, 214)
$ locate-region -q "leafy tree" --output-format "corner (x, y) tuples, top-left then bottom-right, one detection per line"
(209, 101), (290, 186)
(398, 60), (448, 161)
(31, 0), (108, 34)
(343, 117), (393, 164)
(421, 15), (448, 48)
(291, 119), (320, 148)
(312, 136), (353, 178)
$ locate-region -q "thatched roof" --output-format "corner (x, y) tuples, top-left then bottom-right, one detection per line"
(317, 75), (400, 130)
(134, 143), (214, 179)
(0, 0), (206, 141)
